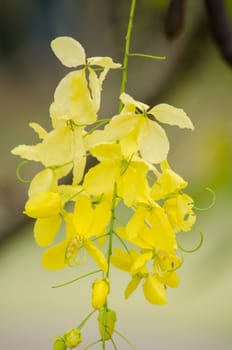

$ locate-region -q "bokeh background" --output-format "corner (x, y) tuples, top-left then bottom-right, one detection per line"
(1, 1), (232, 349)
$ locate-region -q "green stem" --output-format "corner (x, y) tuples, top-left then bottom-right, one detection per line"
(114, 329), (139, 350)
(85, 118), (111, 136)
(16, 161), (31, 184)
(128, 53), (166, 60)
(78, 309), (96, 329)
(83, 339), (102, 350)
(113, 231), (130, 254)
(106, 182), (118, 279)
(102, 183), (118, 350)
(119, 0), (137, 112)
(51, 269), (101, 288)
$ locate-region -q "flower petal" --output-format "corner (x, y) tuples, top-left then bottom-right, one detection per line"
(51, 36), (86, 67)
(150, 103), (194, 129)
(11, 144), (42, 162)
(34, 215), (62, 247)
(83, 161), (118, 197)
(120, 93), (149, 112)
(42, 240), (67, 269)
(73, 194), (93, 235)
(84, 240), (108, 272)
(125, 276), (141, 299)
(51, 70), (97, 125)
(28, 168), (57, 198)
(24, 191), (62, 218)
(138, 119), (169, 164)
(143, 275), (167, 305)
(29, 122), (47, 139)
(87, 56), (121, 69)
(130, 252), (152, 275)
(110, 248), (133, 272)
(121, 161), (150, 206)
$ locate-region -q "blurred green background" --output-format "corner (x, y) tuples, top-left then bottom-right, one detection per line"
(1, 1), (232, 349)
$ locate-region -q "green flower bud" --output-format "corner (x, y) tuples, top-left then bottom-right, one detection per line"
(52, 338), (67, 350)
(98, 309), (117, 340)
(64, 328), (82, 348)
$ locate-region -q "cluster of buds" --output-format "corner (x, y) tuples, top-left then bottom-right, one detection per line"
(12, 36), (196, 347)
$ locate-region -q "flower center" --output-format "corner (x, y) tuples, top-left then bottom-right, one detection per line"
(65, 235), (84, 266)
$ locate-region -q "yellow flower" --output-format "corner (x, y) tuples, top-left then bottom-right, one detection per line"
(118, 203), (176, 251)
(151, 160), (188, 200)
(83, 143), (150, 206)
(50, 36), (121, 126)
(11, 124), (86, 183)
(42, 194), (111, 270)
(101, 92), (194, 164)
(23, 169), (63, 247)
(111, 248), (168, 305)
(164, 193), (196, 232)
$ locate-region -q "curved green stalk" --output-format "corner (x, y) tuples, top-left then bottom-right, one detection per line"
(78, 309), (96, 329)
(114, 329), (138, 350)
(51, 269), (101, 288)
(178, 230), (204, 253)
(128, 53), (166, 60)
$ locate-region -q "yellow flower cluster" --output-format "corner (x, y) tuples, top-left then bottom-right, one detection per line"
(12, 36), (196, 312)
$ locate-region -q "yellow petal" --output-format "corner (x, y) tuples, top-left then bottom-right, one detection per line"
(51, 70), (97, 125)
(130, 252), (152, 275)
(34, 215), (62, 246)
(88, 68), (101, 111)
(155, 271), (179, 288)
(72, 129), (86, 184)
(42, 240), (67, 269)
(11, 144), (42, 162)
(28, 168), (57, 197)
(149, 103), (194, 130)
(24, 191), (62, 218)
(58, 184), (83, 203)
(125, 276), (141, 299)
(73, 194), (93, 235)
(90, 143), (122, 161)
(83, 161), (118, 197)
(40, 127), (74, 167)
(88, 201), (111, 237)
(84, 240), (108, 271)
(110, 248), (133, 271)
(149, 206), (176, 251)
(88, 56), (121, 69)
(143, 275), (167, 305)
(104, 113), (140, 141)
(51, 36), (86, 67)
(151, 165), (187, 200)
(121, 161), (150, 207)
(29, 122), (47, 139)
(138, 119), (169, 164)
(120, 92), (149, 112)
(125, 208), (146, 239)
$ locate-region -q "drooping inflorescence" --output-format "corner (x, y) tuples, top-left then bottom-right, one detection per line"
(12, 36), (197, 349)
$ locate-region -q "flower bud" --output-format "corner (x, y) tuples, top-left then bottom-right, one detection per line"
(52, 338), (67, 350)
(98, 309), (117, 340)
(24, 191), (62, 218)
(92, 278), (109, 310)
(64, 328), (82, 348)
